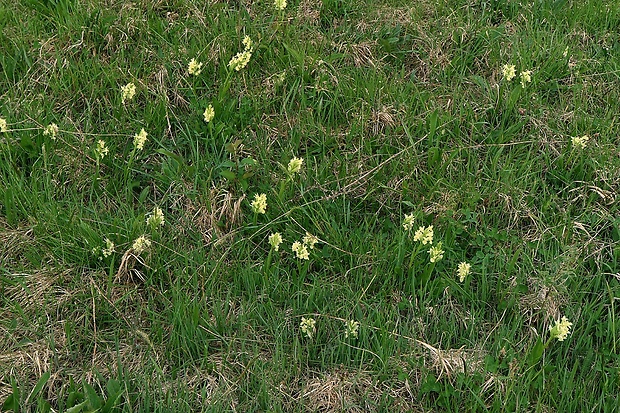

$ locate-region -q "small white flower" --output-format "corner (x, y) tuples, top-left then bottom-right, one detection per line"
(414, 225), (434, 245)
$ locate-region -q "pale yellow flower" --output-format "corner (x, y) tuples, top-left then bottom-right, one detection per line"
(146, 206), (165, 228)
(457, 262), (471, 282)
(203, 104), (215, 123)
(251, 193), (267, 214)
(275, 70), (286, 85)
(549, 316), (573, 341)
(132, 235), (151, 254)
(268, 232), (283, 251)
(300, 317), (316, 339)
(414, 225), (434, 245)
(95, 140), (109, 159)
(287, 157), (303, 174)
(228, 50), (252, 71)
(303, 232), (318, 250)
(0, 117), (7, 132)
(501, 64), (516, 81)
(292, 241), (309, 260)
(134, 128), (148, 150)
(571, 135), (589, 149)
(242, 36), (254, 52)
(43, 123), (59, 140)
(520, 70), (532, 88)
(121, 82), (136, 104)
(102, 238), (115, 257)
(402, 213), (415, 231)
(188, 58), (203, 76)
(428, 242), (444, 263)
(344, 320), (359, 339)
(563, 46), (569, 58)
(274, 0), (287, 10)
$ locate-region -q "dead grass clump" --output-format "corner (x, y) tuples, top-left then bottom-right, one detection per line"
(180, 186), (246, 246)
(3, 268), (74, 315)
(427, 346), (487, 379)
(368, 105), (399, 137)
(303, 369), (373, 412)
(519, 277), (564, 325)
(348, 41), (378, 68)
(296, 0), (321, 26)
(0, 218), (36, 268)
(298, 365), (425, 412)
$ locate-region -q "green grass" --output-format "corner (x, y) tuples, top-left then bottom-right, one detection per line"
(1, 0), (619, 411)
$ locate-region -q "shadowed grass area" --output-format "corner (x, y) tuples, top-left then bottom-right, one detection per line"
(1, 0), (619, 411)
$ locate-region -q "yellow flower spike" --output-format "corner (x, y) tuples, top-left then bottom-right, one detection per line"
(549, 316), (573, 341)
(188, 58), (203, 76)
(268, 232), (283, 251)
(203, 104), (215, 123)
(121, 83), (136, 104)
(520, 70), (532, 88)
(428, 242), (444, 263)
(302, 232), (318, 250)
(287, 157), (303, 174)
(571, 135), (589, 149)
(43, 123), (59, 140)
(300, 317), (316, 339)
(414, 225), (434, 245)
(402, 213), (415, 231)
(134, 128), (148, 150)
(501, 64), (516, 81)
(94, 140), (109, 159)
(292, 241), (309, 260)
(146, 206), (165, 228)
(457, 262), (471, 282)
(132, 235), (151, 254)
(102, 238), (115, 257)
(344, 320), (359, 339)
(251, 193), (267, 214)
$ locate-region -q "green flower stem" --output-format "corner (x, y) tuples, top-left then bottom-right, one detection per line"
(394, 231), (406, 277)
(124, 147), (137, 197)
(278, 176), (292, 202)
(407, 242), (422, 273)
(263, 248), (273, 278)
(218, 69), (235, 102)
(91, 157), (101, 199)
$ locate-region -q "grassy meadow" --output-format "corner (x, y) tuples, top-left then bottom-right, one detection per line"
(1, 0), (620, 411)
